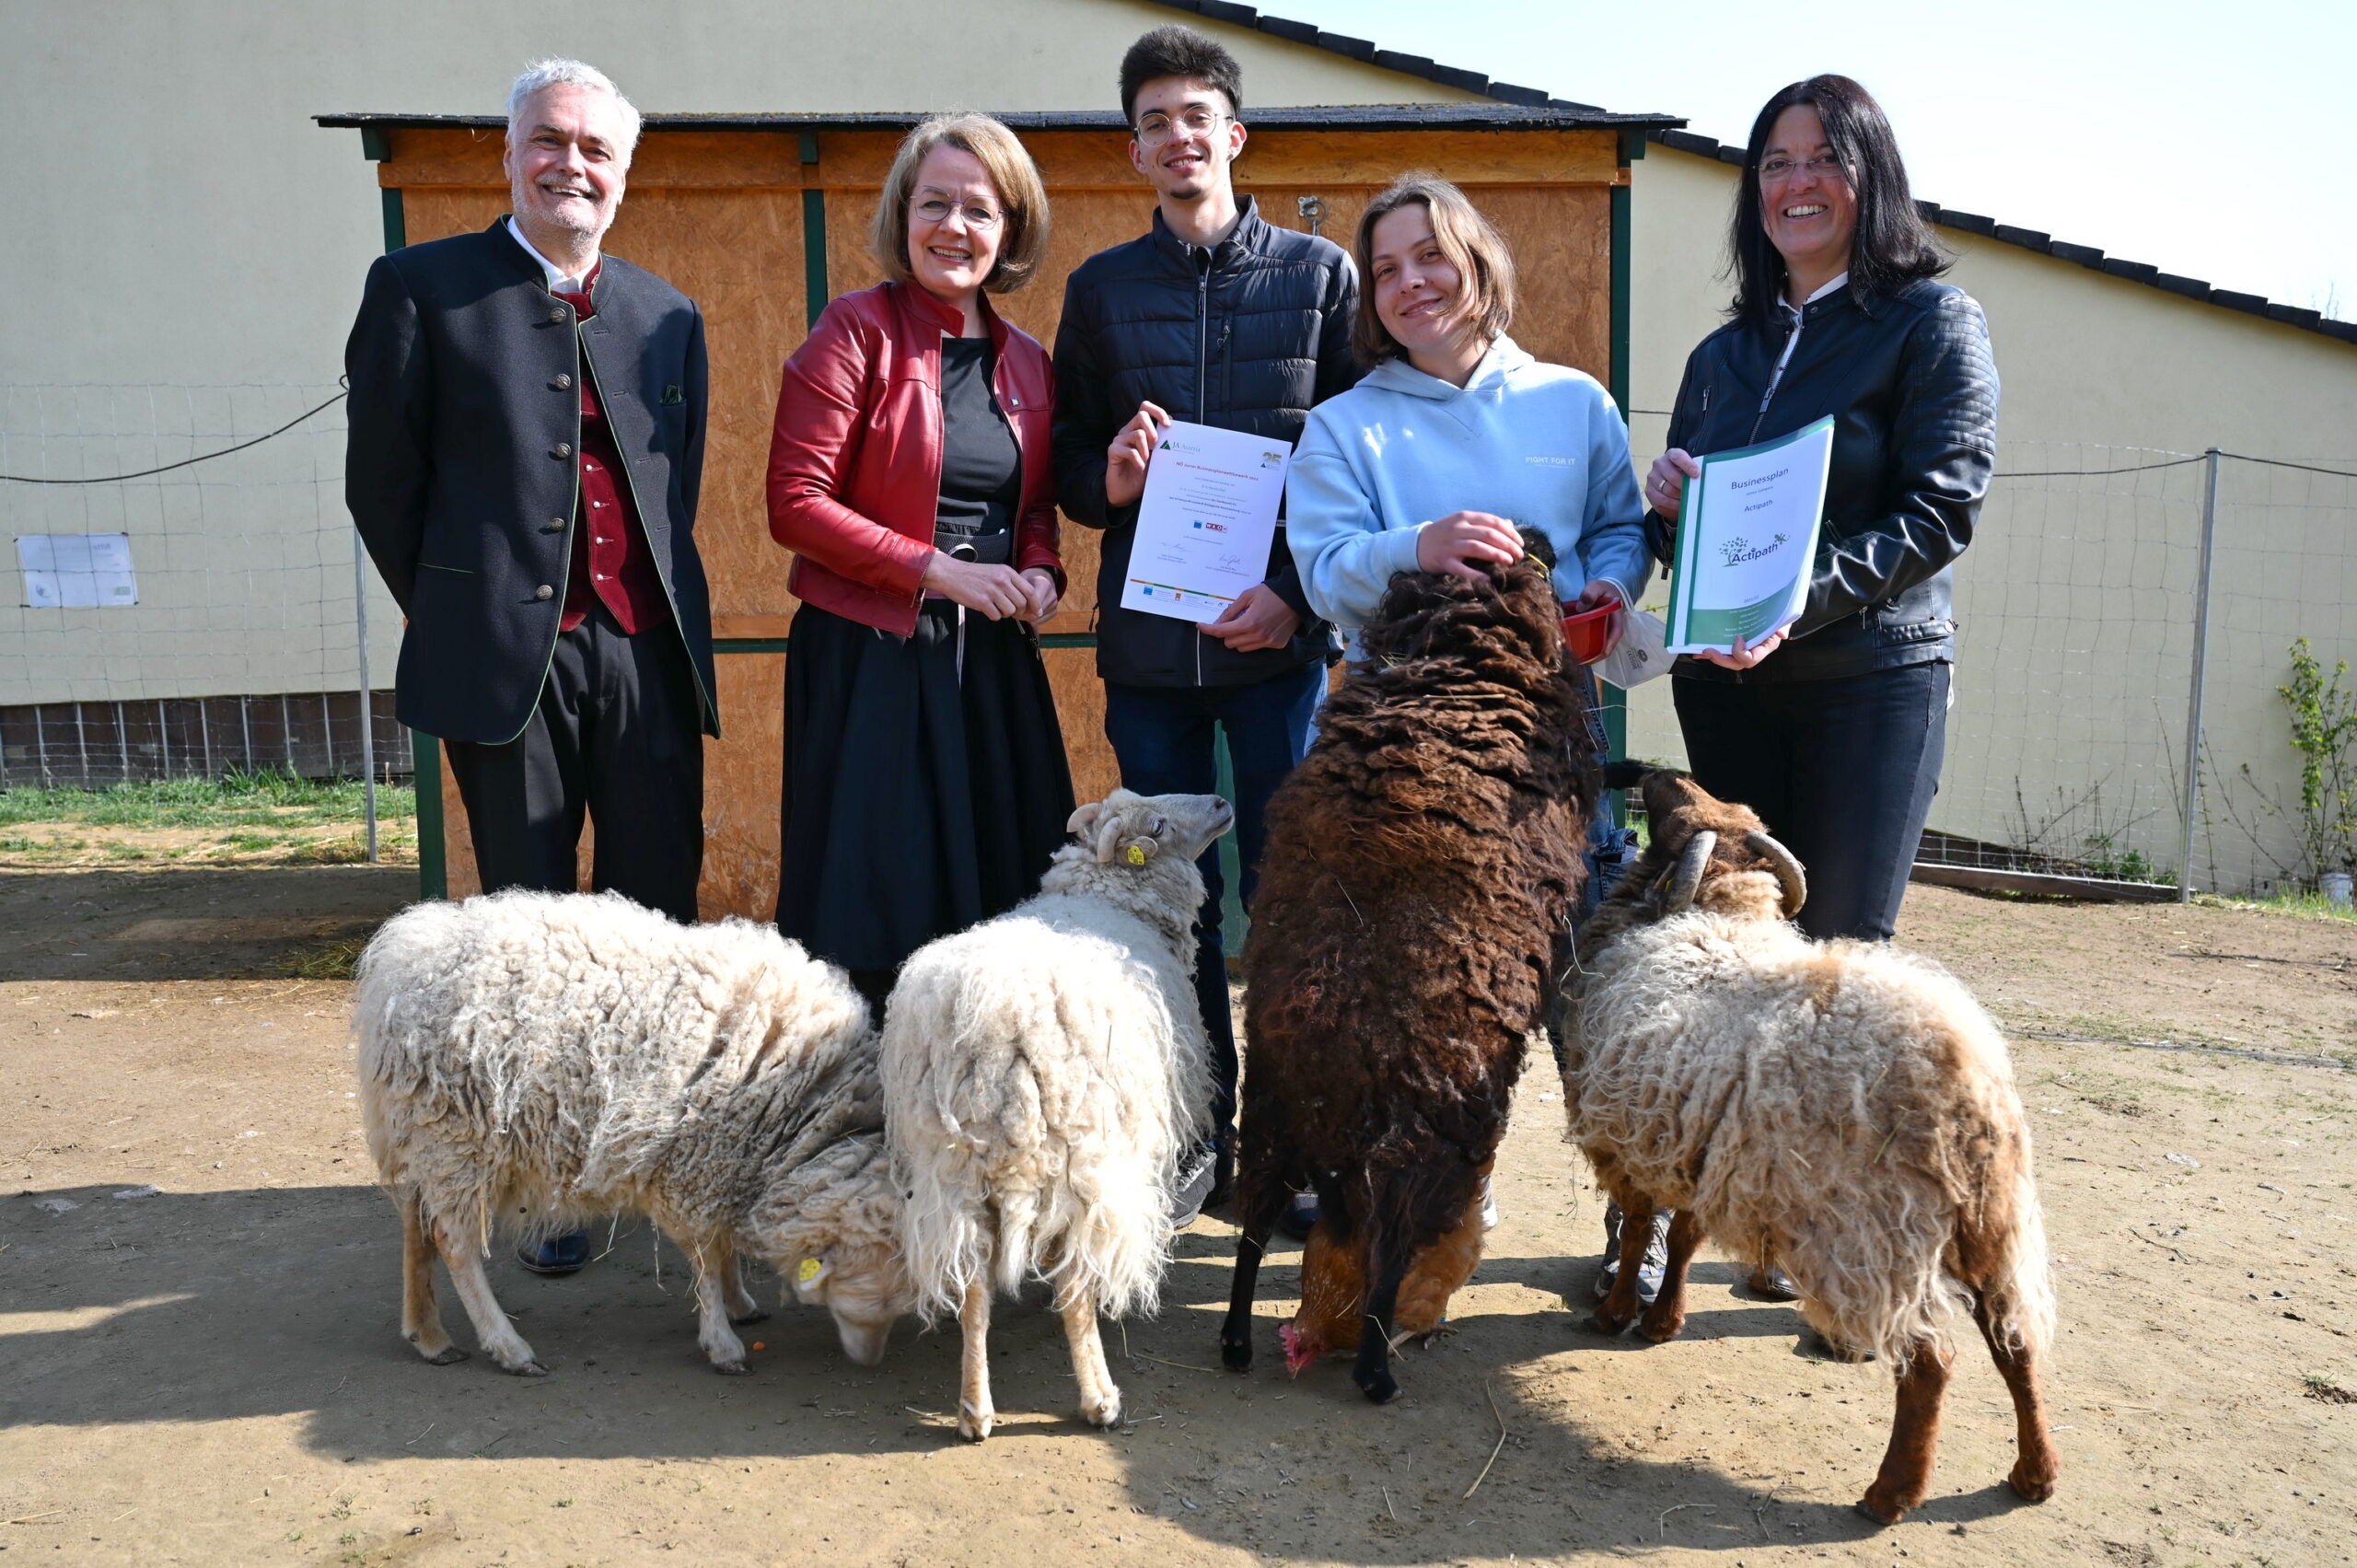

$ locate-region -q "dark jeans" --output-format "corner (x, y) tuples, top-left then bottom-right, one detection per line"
(1102, 663), (1325, 1134)
(444, 603), (705, 924)
(1671, 661), (1949, 942)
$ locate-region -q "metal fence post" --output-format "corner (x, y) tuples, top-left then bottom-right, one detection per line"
(353, 532), (378, 864)
(2177, 447), (2223, 902)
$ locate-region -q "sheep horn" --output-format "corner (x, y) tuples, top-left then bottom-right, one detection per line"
(1746, 830), (1807, 918)
(1664, 830), (1717, 913)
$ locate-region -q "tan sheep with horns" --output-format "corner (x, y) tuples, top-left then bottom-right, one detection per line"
(1562, 769), (2059, 1526)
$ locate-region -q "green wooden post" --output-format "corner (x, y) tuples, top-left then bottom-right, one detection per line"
(800, 133), (828, 328)
(1599, 132), (1647, 822)
(360, 129), (446, 900)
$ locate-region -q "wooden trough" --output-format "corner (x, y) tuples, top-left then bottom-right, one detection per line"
(322, 105), (1664, 917)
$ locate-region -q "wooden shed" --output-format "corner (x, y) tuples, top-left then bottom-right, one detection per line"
(321, 104), (1671, 917)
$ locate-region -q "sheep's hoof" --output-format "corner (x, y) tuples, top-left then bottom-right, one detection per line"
(1637, 1310), (1686, 1343)
(1353, 1367), (1399, 1405)
(2008, 1460), (2058, 1503)
(729, 1307), (771, 1326)
(1588, 1307), (1636, 1337)
(505, 1358), (552, 1378)
(1853, 1487), (1911, 1527)
(1220, 1334), (1253, 1373)
(713, 1358), (750, 1376)
(1079, 1391), (1121, 1429)
(958, 1404), (994, 1443)
(420, 1345), (469, 1366)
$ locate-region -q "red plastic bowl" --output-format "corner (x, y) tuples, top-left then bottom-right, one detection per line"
(1560, 601), (1614, 665)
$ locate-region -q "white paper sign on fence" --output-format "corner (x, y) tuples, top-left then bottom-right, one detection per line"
(17, 532), (139, 609)
(1118, 420), (1291, 625)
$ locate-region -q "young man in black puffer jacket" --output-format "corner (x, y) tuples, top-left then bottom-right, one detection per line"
(1052, 25), (1358, 1221)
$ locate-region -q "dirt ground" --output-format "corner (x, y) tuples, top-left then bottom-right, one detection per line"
(3, 866), (2352, 1567)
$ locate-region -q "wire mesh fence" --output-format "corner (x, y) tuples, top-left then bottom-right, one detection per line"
(1617, 434), (2357, 900)
(6, 385), (2354, 899)
(0, 383), (407, 790)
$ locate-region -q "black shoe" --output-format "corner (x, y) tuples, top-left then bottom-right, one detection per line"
(1275, 1190), (1320, 1241)
(1591, 1203), (1670, 1306)
(517, 1231), (590, 1276)
(1747, 1263), (1801, 1301)
(1204, 1134), (1235, 1212)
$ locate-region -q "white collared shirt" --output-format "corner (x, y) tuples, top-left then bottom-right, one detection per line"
(506, 216), (598, 293)
(1759, 271), (1849, 415)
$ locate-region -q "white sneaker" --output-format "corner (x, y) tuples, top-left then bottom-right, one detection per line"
(1170, 1144), (1217, 1228)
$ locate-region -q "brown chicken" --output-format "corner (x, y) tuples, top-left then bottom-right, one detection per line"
(1278, 1162), (1492, 1376)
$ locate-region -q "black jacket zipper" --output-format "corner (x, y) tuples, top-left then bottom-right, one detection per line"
(1192, 254), (1211, 686)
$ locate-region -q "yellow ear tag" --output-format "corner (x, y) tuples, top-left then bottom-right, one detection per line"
(797, 1259), (822, 1283)
(1125, 844), (1147, 865)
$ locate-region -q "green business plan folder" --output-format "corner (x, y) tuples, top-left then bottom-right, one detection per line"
(1665, 416), (1835, 655)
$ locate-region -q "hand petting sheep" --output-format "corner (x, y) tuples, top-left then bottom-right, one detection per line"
(354, 890), (914, 1377)
(884, 789), (1234, 1442)
(1562, 768), (2060, 1526)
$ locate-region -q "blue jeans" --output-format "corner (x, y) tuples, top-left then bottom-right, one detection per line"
(1671, 662), (1950, 942)
(1102, 664), (1325, 1134)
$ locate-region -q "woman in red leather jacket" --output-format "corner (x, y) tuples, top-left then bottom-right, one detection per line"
(766, 113), (1073, 1008)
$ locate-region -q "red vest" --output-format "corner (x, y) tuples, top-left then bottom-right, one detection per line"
(555, 273), (669, 634)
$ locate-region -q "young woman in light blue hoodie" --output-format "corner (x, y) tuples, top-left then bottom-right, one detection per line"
(1286, 177), (1650, 653)
(1276, 178), (1652, 1243)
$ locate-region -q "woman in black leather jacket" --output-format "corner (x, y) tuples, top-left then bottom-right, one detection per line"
(1645, 73), (1997, 947)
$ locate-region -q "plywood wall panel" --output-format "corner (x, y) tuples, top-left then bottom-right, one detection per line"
(700, 652), (784, 919)
(1469, 185), (1615, 384)
(1044, 645), (1119, 806)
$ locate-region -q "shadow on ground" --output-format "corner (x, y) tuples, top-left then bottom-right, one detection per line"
(0, 866), (413, 981)
(3, 1181), (2049, 1561)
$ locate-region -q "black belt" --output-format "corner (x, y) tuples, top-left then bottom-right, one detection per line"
(934, 528), (1012, 565)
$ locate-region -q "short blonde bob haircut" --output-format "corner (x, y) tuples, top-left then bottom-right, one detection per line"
(871, 113), (1051, 296)
(1352, 176), (1517, 366)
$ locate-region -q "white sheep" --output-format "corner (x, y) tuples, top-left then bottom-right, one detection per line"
(1561, 770), (2059, 1527)
(882, 788), (1233, 1441)
(354, 889), (915, 1376)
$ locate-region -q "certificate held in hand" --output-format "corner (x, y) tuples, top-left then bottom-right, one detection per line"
(1120, 420), (1292, 624)
(1665, 416), (1835, 655)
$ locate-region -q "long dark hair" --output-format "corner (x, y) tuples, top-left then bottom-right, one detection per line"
(1727, 75), (1945, 330)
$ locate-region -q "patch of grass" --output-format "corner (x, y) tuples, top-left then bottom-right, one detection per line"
(0, 765), (415, 832)
(2197, 889), (2357, 924)
(280, 934), (374, 981)
(290, 831), (377, 866)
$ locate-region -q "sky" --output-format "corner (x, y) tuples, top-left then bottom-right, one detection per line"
(1257, 0), (2353, 320)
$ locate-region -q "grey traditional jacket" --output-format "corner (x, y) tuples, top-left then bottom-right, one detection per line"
(344, 218), (716, 743)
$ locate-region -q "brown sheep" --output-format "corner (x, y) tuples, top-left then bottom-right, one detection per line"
(1562, 768), (2059, 1525)
(1221, 543), (1596, 1402)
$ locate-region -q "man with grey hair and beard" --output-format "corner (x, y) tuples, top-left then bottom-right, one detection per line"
(346, 61), (716, 1276)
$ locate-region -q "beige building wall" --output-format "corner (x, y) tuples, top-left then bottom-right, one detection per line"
(1622, 143), (2357, 893)
(0, 0), (1477, 711)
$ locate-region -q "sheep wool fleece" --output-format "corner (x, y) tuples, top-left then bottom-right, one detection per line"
(884, 833), (1213, 1323)
(1285, 335), (1650, 636)
(1567, 909), (2056, 1369)
(355, 889), (886, 1260)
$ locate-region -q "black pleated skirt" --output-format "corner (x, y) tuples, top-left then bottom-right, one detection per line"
(776, 599), (1076, 974)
